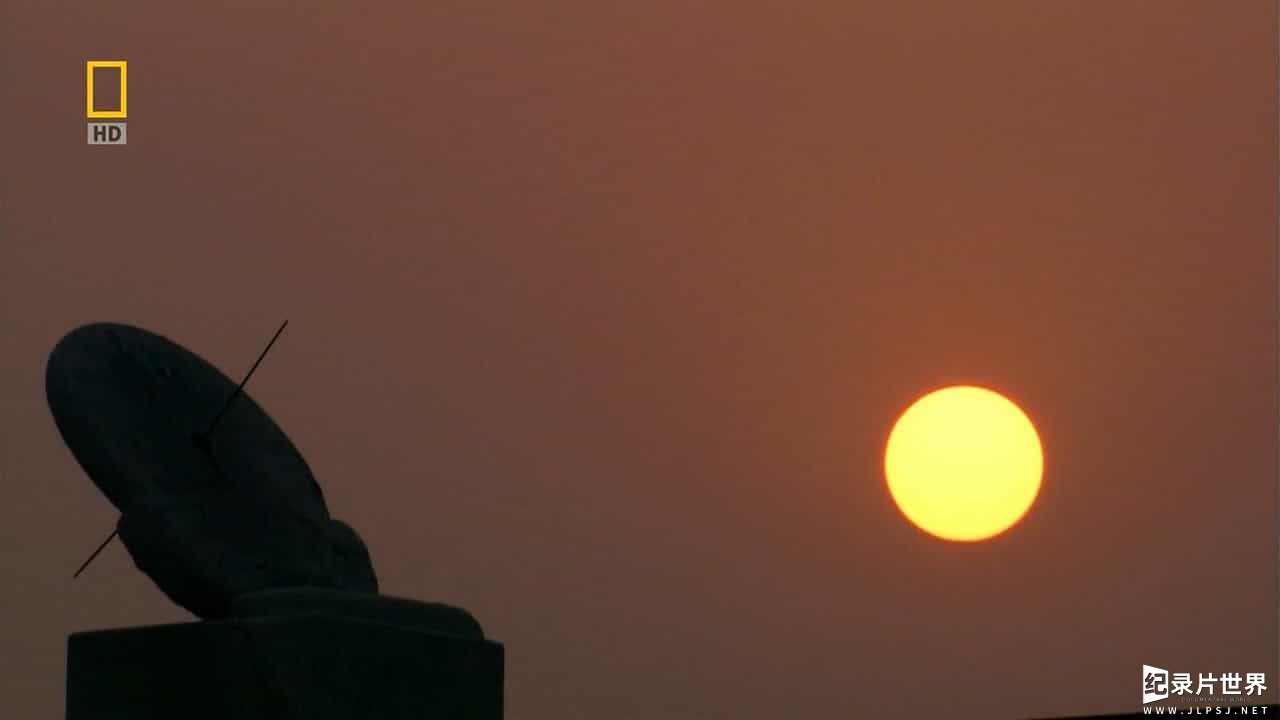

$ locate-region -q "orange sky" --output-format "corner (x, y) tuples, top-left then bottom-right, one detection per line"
(1, 2), (1276, 718)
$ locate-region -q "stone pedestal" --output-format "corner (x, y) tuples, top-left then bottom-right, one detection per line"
(66, 612), (503, 719)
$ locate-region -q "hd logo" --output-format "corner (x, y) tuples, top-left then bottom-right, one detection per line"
(86, 60), (127, 145)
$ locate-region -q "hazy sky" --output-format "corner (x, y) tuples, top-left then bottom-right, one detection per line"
(2, 2), (1275, 718)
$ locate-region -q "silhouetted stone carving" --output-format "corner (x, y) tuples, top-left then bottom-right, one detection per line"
(47, 322), (379, 618)
(117, 488), (377, 618)
(50, 321), (501, 718)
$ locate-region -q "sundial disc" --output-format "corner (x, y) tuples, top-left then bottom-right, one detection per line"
(46, 322), (329, 521)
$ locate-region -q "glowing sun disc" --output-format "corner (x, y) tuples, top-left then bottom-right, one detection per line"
(884, 385), (1043, 542)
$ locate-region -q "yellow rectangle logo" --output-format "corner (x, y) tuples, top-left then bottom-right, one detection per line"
(86, 60), (127, 119)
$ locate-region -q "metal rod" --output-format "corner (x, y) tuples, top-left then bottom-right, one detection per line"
(72, 529), (118, 579)
(203, 319), (289, 437)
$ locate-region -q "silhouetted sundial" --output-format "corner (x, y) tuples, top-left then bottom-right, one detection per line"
(46, 321), (378, 618)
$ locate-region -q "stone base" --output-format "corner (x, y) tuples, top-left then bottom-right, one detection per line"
(66, 614), (503, 719)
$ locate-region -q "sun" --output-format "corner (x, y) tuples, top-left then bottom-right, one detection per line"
(884, 385), (1043, 542)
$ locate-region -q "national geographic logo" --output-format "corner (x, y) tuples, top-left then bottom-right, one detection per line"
(86, 60), (127, 145)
